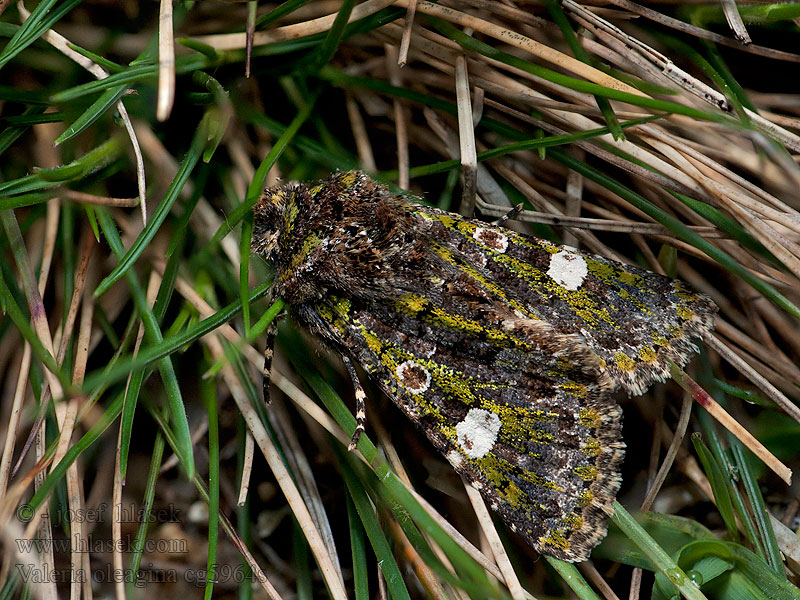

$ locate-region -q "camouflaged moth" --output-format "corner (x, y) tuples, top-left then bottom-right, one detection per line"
(251, 170), (717, 561)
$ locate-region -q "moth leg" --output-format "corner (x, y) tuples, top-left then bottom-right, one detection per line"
(492, 203), (523, 226)
(262, 319), (277, 405)
(342, 355), (367, 451)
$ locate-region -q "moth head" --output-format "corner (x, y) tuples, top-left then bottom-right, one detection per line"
(251, 184), (294, 261)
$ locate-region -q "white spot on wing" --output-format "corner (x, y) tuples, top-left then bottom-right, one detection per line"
(547, 250), (588, 290)
(395, 360), (431, 394)
(473, 227), (508, 253)
(456, 408), (501, 459)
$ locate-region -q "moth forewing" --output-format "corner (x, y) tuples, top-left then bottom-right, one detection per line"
(251, 170), (717, 561)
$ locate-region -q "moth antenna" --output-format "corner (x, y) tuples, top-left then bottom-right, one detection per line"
(343, 355), (367, 451)
(262, 319), (277, 404)
(491, 203), (524, 226)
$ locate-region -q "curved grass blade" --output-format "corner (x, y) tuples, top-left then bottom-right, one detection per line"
(94, 114), (208, 298)
(201, 92), (317, 273)
(203, 373), (221, 600)
(543, 0), (623, 140)
(544, 559), (603, 600)
(346, 495), (370, 600)
(80, 282), (271, 394)
(0, 0), (84, 70)
(334, 443), (412, 600)
(95, 207), (195, 479)
(282, 330), (504, 598)
(611, 503), (709, 600)
(691, 433), (739, 540)
(670, 540), (798, 599)
(0, 137), (123, 196)
(54, 85), (128, 145)
(117, 186), (194, 482)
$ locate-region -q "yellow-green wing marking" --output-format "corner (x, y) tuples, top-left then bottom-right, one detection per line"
(413, 205), (717, 395)
(299, 293), (624, 562)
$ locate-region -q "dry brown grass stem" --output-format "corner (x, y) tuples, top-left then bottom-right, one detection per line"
(346, 93), (378, 171)
(195, 0), (397, 49)
(385, 44), (410, 188)
(157, 0), (176, 122)
(455, 54), (478, 216)
(462, 481), (531, 599)
(641, 394), (693, 512)
(398, 0), (418, 66)
(237, 430), (254, 506)
(578, 561), (623, 600)
(397, 0), (644, 95)
(673, 368), (791, 484)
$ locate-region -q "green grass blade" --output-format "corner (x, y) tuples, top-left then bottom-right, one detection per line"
(54, 85), (128, 145)
(0, 105), (47, 155)
(686, 2), (800, 25)
(729, 442), (785, 577)
(390, 114), (666, 180)
(0, 264), (72, 392)
(117, 167), (201, 481)
(239, 210), (253, 335)
(543, 0), (623, 140)
(293, 522), (314, 600)
(310, 0), (355, 72)
(95, 206), (195, 479)
(203, 373), (221, 600)
(691, 433), (739, 540)
(346, 494), (370, 600)
(27, 392), (125, 512)
(94, 116), (207, 297)
(255, 0), (313, 29)
(333, 443), (413, 600)
(65, 42), (122, 72)
(282, 330), (500, 597)
(544, 558), (602, 600)
(696, 354), (771, 553)
(125, 425), (167, 595)
(80, 282), (271, 393)
(0, 0), (84, 70)
(0, 137), (123, 196)
(202, 92), (318, 266)
(674, 193), (779, 268)
(611, 503), (709, 600)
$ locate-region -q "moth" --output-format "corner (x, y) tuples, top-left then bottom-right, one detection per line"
(251, 170), (716, 561)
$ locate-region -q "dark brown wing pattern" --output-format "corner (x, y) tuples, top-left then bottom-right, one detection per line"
(252, 170), (716, 561)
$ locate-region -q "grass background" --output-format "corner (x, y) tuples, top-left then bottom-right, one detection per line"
(1, 0), (800, 598)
